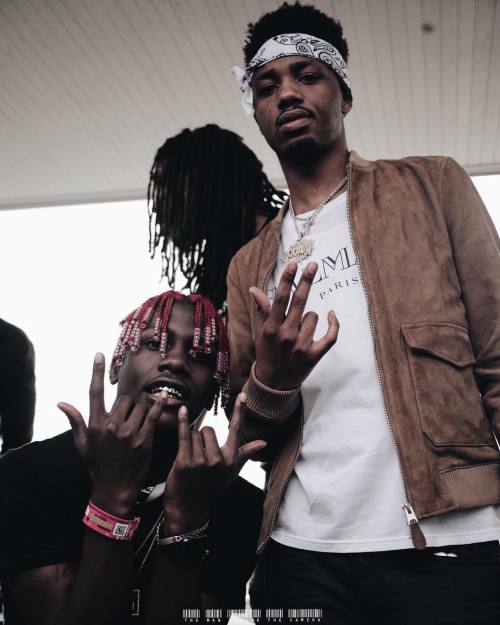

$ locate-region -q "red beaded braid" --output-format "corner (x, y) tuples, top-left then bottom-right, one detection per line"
(110, 291), (230, 411)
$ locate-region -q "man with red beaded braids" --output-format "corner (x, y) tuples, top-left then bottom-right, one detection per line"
(0, 291), (265, 625)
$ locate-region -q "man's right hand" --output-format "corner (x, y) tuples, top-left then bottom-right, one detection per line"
(249, 261), (339, 391)
(57, 352), (160, 517)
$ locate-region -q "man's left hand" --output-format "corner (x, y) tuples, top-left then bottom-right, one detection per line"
(162, 393), (266, 536)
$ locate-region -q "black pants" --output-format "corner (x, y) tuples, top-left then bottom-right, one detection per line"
(249, 539), (500, 625)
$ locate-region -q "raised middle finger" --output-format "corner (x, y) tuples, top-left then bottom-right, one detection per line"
(284, 262), (318, 330)
(176, 405), (192, 460)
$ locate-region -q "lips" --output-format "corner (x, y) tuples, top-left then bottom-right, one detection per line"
(277, 108), (312, 127)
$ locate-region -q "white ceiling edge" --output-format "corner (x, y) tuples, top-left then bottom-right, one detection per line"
(0, 189), (148, 211)
(2, 166), (499, 212)
(462, 163), (500, 176)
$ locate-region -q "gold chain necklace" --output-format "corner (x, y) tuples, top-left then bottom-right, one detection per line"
(281, 170), (348, 264)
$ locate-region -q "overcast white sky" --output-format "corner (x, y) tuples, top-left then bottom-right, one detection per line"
(0, 175), (499, 488)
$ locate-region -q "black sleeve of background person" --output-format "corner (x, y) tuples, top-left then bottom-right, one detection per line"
(0, 430), (89, 573)
(0, 320), (36, 453)
(202, 477), (264, 606)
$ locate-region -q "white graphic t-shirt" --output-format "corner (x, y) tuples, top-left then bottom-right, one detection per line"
(268, 192), (500, 552)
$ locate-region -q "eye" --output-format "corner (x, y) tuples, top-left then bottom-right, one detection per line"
(299, 73), (319, 84)
(190, 349), (216, 366)
(142, 337), (160, 351)
(257, 83), (277, 97)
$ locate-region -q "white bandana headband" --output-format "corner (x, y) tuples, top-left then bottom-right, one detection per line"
(232, 33), (351, 114)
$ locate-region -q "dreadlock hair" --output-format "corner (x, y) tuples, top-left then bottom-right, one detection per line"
(243, 1), (352, 100)
(147, 124), (288, 311)
(111, 290), (230, 412)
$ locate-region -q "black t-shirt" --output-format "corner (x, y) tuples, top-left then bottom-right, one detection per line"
(0, 430), (263, 624)
(0, 319), (35, 453)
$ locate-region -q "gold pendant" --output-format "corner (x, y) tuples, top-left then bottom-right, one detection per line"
(281, 238), (313, 264)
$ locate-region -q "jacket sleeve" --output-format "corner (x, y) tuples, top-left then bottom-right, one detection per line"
(440, 158), (500, 437)
(226, 252), (300, 452)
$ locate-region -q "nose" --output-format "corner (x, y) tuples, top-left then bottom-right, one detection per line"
(158, 344), (189, 375)
(277, 76), (304, 110)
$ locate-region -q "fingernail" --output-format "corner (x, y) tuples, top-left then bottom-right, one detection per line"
(94, 352), (104, 364)
(240, 392), (247, 403)
(288, 262), (298, 272)
(307, 262), (318, 272)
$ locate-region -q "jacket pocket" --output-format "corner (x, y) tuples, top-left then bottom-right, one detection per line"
(402, 322), (492, 446)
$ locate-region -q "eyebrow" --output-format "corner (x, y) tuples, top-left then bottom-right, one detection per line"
(253, 59), (317, 82)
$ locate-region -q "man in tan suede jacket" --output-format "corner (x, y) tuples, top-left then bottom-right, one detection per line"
(228, 3), (500, 624)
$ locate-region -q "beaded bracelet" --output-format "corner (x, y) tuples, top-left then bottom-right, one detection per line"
(83, 501), (140, 541)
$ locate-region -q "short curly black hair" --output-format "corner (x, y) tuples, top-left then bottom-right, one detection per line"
(244, 2), (350, 66)
(243, 2), (351, 99)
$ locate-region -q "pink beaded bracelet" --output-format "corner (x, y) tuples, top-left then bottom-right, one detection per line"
(83, 501), (140, 541)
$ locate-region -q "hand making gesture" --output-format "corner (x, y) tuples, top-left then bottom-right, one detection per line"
(162, 393), (266, 535)
(58, 352), (160, 518)
(249, 261), (339, 390)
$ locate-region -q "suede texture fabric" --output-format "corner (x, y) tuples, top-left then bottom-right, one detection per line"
(226, 151), (500, 553)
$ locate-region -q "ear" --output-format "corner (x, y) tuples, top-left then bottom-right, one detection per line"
(109, 364), (119, 385)
(342, 99), (353, 117)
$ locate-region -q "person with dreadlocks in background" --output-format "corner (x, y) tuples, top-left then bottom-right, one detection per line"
(0, 291), (265, 625)
(148, 124), (287, 311)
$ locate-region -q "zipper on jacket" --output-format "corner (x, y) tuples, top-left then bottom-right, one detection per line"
(258, 408), (304, 553)
(402, 503), (427, 550)
(258, 211), (304, 552)
(345, 163), (427, 551)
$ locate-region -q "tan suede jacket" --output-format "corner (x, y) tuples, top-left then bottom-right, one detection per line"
(227, 151), (500, 553)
